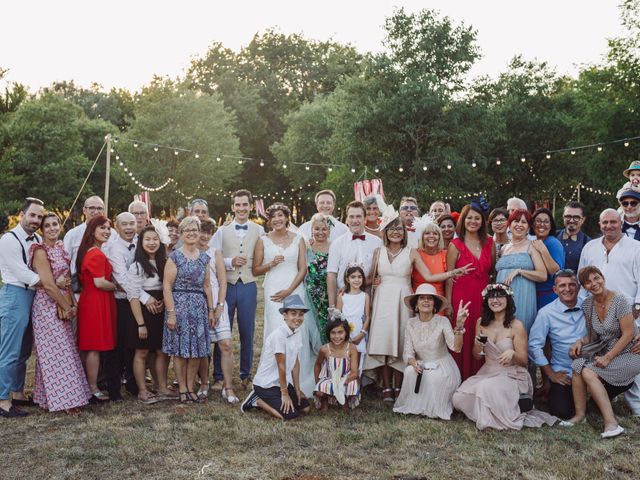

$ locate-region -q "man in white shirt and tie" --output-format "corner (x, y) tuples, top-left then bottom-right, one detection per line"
(0, 198), (45, 417)
(105, 212), (141, 400)
(212, 189), (265, 389)
(327, 200), (383, 307)
(298, 189), (348, 242)
(399, 196), (420, 248)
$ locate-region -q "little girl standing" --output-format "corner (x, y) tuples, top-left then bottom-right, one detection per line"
(313, 316), (361, 411)
(336, 265), (370, 370)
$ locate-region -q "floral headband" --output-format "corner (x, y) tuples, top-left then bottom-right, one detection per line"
(481, 283), (514, 299)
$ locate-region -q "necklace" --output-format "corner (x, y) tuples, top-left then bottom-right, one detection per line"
(388, 247), (403, 258)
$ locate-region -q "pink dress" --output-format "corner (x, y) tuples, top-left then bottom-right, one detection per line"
(452, 337), (557, 430)
(450, 237), (493, 380)
(30, 242), (91, 411)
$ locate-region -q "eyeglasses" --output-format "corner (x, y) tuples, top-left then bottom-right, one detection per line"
(25, 197), (44, 206)
(553, 268), (576, 279)
(131, 211), (148, 217)
(182, 228), (200, 234)
(534, 219), (551, 225)
(621, 200), (639, 207)
(387, 226), (405, 232)
(491, 218), (507, 224)
(84, 206), (104, 212)
(563, 215), (582, 222)
(400, 205), (418, 211)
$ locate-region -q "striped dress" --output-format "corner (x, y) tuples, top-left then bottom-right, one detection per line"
(315, 343), (360, 409)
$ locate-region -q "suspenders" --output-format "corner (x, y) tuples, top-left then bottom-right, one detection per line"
(7, 231), (40, 289)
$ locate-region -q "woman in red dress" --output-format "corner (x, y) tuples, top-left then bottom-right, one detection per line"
(446, 204), (496, 380)
(76, 215), (117, 402)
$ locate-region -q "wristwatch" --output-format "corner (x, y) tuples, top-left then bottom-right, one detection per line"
(634, 303), (640, 313)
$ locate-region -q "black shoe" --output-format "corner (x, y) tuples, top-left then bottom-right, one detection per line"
(11, 397), (34, 407)
(0, 406), (29, 418)
(240, 390), (259, 413)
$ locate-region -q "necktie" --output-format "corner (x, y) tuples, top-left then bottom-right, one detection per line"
(352, 234), (365, 241)
(235, 224), (248, 231)
(564, 307), (581, 313)
(128, 244), (135, 251)
(25, 235), (35, 242)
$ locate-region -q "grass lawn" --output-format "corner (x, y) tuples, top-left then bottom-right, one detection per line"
(2, 285), (639, 480)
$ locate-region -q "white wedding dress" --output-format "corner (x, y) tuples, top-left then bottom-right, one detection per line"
(261, 233), (321, 396)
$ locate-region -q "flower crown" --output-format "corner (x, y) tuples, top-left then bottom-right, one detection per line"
(481, 283), (514, 299)
(150, 218), (171, 245)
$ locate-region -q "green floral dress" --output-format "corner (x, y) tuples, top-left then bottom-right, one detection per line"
(306, 248), (329, 343)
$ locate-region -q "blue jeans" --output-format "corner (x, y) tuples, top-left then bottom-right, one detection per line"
(214, 281), (257, 380)
(0, 285), (35, 400)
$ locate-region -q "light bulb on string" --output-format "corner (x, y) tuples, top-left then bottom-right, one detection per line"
(471, 161), (477, 168)
(305, 164), (310, 171)
(195, 153), (200, 159)
(260, 160), (264, 167)
(398, 167), (404, 173)
(238, 160), (243, 165)
(328, 166), (333, 172)
(447, 164), (452, 170)
(174, 150), (179, 156)
(571, 150), (576, 155)
(422, 165), (427, 171)
(133, 143), (139, 148)
(216, 156), (221, 162)
(110, 148), (115, 153)
(624, 141), (630, 147)
(124, 167), (128, 172)
(119, 162), (124, 166)
(496, 159), (501, 165)
(115, 155), (120, 160)
(374, 167), (379, 173)
(545, 153), (551, 159)
(521, 157), (526, 163)
(153, 146), (159, 152)
(283, 164), (287, 169)
(350, 167), (356, 173)
(597, 145), (603, 152)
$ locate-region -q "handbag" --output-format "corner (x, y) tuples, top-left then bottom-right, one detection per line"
(577, 302), (608, 360)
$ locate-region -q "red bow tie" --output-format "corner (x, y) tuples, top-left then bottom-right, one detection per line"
(352, 234), (366, 241)
(406, 227), (415, 232)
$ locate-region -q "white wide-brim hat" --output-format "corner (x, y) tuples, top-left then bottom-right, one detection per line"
(403, 283), (449, 312)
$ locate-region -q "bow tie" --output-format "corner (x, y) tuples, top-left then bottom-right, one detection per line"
(128, 244), (135, 251)
(406, 227), (415, 232)
(564, 307), (581, 313)
(235, 224), (248, 231)
(25, 235), (36, 242)
(352, 234), (366, 241)
(562, 232), (577, 241)
(623, 221), (638, 233)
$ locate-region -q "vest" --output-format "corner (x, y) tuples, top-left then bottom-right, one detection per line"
(222, 222), (261, 285)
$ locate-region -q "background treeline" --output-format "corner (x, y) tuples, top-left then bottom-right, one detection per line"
(1, 3), (639, 232)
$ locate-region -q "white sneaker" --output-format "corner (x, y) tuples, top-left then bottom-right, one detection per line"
(600, 425), (624, 439)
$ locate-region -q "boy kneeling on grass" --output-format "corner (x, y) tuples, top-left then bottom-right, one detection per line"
(241, 294), (311, 420)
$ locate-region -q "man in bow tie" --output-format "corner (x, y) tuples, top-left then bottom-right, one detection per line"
(399, 196), (420, 248)
(529, 270), (587, 419)
(327, 200), (382, 307)
(298, 190), (348, 242)
(0, 198), (45, 417)
(211, 189), (264, 390)
(105, 212), (144, 399)
(618, 190), (640, 242)
(556, 201), (591, 272)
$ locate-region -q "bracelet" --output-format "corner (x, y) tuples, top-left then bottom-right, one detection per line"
(208, 307), (215, 312)
(217, 303), (224, 308)
(360, 330), (368, 335)
(137, 324), (145, 328)
(166, 309), (175, 313)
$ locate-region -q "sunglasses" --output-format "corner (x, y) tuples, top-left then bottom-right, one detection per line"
(621, 200), (639, 207)
(400, 205), (418, 211)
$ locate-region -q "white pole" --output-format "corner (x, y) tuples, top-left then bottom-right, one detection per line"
(104, 134), (112, 213)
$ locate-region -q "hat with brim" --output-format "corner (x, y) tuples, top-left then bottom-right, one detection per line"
(619, 189), (640, 202)
(624, 160), (640, 178)
(404, 283), (449, 312)
(278, 294), (310, 314)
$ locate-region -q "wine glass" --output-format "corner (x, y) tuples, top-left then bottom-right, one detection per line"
(478, 334), (488, 356)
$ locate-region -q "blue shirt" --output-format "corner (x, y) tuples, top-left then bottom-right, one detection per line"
(528, 298), (586, 376)
(536, 236), (565, 294)
(556, 229), (591, 273)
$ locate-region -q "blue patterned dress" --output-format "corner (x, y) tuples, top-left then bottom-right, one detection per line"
(162, 249), (211, 358)
(495, 252), (537, 333)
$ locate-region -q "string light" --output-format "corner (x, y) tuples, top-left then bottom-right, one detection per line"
(350, 167), (356, 173)
(422, 165), (428, 171)
(398, 167), (404, 172)
(447, 164), (452, 170)
(472, 161), (477, 168)
(153, 145), (159, 152)
(520, 157), (526, 163)
(597, 145), (603, 152)
(195, 153), (200, 159)
(496, 159), (501, 165)
(260, 160), (265, 167)
(545, 153), (551, 159)
(305, 164), (310, 171)
(174, 150), (179, 156)
(624, 141), (630, 147)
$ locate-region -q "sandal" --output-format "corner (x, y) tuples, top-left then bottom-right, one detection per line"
(138, 393), (160, 405)
(189, 391), (205, 404)
(88, 391), (110, 404)
(222, 388), (239, 404)
(179, 391), (194, 404)
(196, 385), (209, 402)
(382, 388), (394, 403)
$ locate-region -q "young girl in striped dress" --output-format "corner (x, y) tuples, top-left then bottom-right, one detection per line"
(313, 315), (361, 411)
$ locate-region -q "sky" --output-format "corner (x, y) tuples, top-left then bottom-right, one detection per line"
(0, 0), (625, 93)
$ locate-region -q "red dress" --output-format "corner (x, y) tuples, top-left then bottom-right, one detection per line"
(77, 248), (116, 351)
(450, 236), (494, 380)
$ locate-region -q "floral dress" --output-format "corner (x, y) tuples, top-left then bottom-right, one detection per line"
(162, 249), (211, 358)
(306, 248), (329, 343)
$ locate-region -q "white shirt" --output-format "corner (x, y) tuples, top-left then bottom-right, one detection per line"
(578, 235), (640, 305)
(0, 224), (40, 289)
(406, 229), (419, 249)
(106, 235), (137, 300)
(298, 216), (349, 242)
(253, 323), (302, 389)
(211, 219), (265, 270)
(126, 260), (159, 304)
(327, 231), (383, 289)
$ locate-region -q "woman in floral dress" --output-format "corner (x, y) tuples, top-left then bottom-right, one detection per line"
(305, 213), (331, 342)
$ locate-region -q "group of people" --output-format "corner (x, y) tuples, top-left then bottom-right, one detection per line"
(1, 162), (640, 439)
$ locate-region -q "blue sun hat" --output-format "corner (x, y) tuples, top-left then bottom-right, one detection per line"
(278, 294), (310, 314)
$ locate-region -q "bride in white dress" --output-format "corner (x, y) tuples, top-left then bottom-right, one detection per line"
(252, 203), (321, 396)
